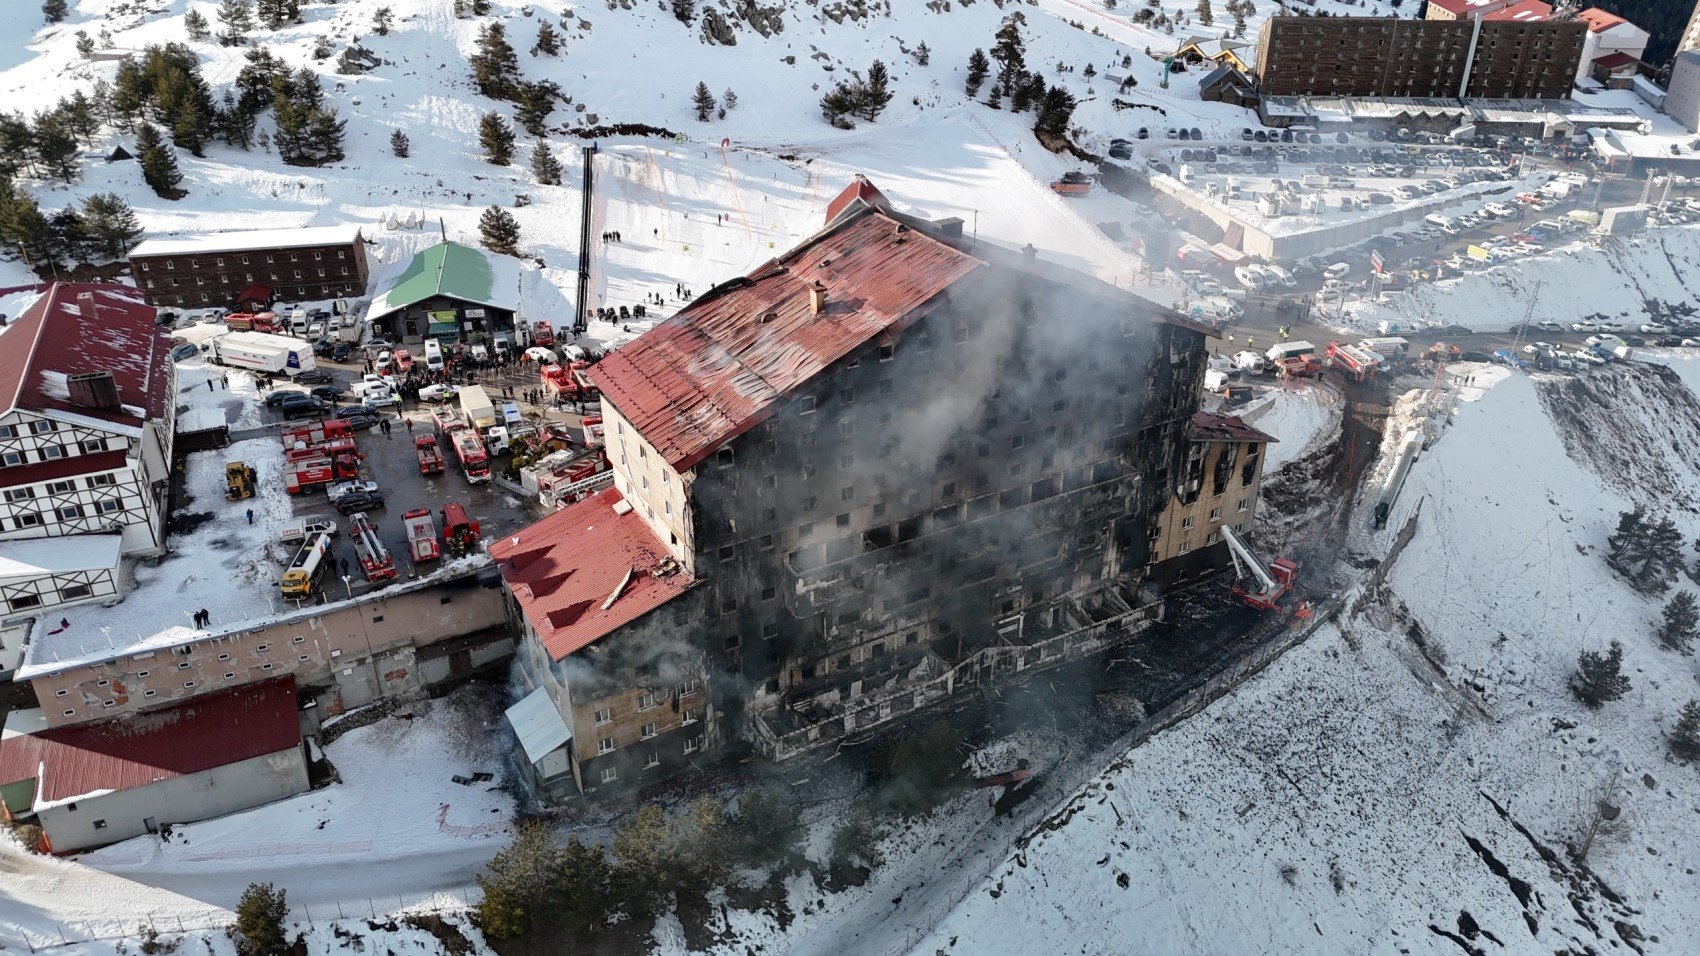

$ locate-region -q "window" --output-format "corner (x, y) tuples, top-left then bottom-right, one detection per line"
(184, 680), (197, 688)
(724, 633), (741, 650)
(137, 670), (150, 677)
(1209, 507), (1221, 521)
(598, 737), (615, 755)
(29, 421), (54, 435)
(292, 636), (304, 644)
(836, 512), (850, 528)
(800, 395), (817, 414)
(636, 692), (656, 711)
(684, 736), (699, 754)
(97, 499), (122, 515)
(1010, 435), (1025, 449)
(41, 446), (65, 461)
(1180, 516), (1194, 530)
(641, 722), (657, 739)
(63, 709), (75, 717)
(261, 663), (273, 670)
(217, 653), (230, 661)
(81, 439), (106, 454)
(878, 342), (895, 361)
(102, 699), (115, 707)
(677, 678), (698, 697)
(4, 488), (33, 502)
(224, 672), (236, 680)
(144, 690), (156, 698)
(93, 819), (107, 830)
(600, 767), (618, 783)
(60, 584), (91, 600)
(841, 485), (854, 501)
(178, 662), (191, 670)
(87, 473), (115, 487)
(257, 644), (269, 652)
(56, 505), (81, 521)
(174, 646), (193, 656)
(1237, 498), (1249, 512)
(1176, 542), (1191, 555)
(8, 595), (42, 611)
(682, 708), (698, 724)
(2, 452), (22, 467)
(46, 480), (74, 494)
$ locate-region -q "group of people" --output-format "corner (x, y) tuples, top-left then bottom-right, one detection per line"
(594, 304), (648, 323)
(601, 230), (625, 243)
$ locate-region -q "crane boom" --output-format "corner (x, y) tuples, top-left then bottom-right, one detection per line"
(1220, 525), (1279, 594)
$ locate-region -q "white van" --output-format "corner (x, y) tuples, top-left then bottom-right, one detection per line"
(423, 338), (444, 372)
(288, 309), (309, 336)
(1323, 262), (1351, 280)
(1424, 213), (1456, 231)
(1266, 340), (1316, 363)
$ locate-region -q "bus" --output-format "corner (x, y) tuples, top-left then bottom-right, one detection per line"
(279, 531), (332, 598)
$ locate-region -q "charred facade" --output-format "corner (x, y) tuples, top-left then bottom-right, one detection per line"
(493, 185), (1215, 802)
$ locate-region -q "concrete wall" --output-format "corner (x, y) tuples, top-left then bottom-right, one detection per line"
(36, 746), (308, 852)
(1667, 54), (1700, 134)
(31, 568), (509, 727)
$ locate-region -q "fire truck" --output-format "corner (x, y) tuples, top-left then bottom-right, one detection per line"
(282, 416), (355, 445)
(401, 508), (442, 563)
(582, 415), (605, 447)
(415, 434), (445, 475)
(440, 501), (481, 556)
(1277, 354), (1323, 380)
(349, 512), (397, 582)
(433, 408), (491, 484)
(531, 320), (554, 347)
(1325, 342), (1381, 383)
(225, 311), (281, 333)
(282, 452), (361, 494)
(539, 361), (600, 401)
(536, 447), (612, 507)
(1220, 525), (1299, 611)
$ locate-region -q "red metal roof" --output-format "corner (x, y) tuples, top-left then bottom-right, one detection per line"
(1483, 0), (1551, 21)
(1577, 7), (1626, 32)
(1189, 411), (1276, 444)
(0, 450), (131, 489)
(487, 487), (696, 661)
(0, 283), (172, 429)
(1592, 51), (1639, 70)
(592, 210), (985, 472)
(824, 175), (893, 226)
(0, 678), (301, 805)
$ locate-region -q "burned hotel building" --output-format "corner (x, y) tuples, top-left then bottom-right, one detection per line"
(493, 179), (1227, 801)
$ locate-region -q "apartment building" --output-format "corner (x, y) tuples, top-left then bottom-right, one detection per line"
(128, 225), (368, 310)
(1148, 412), (1276, 584)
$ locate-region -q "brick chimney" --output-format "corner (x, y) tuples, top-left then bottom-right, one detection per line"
(808, 281), (828, 316)
(77, 292), (95, 318)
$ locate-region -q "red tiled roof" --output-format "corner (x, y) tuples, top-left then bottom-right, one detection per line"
(0, 678), (301, 805)
(824, 175), (892, 226)
(592, 210), (985, 473)
(0, 283), (172, 429)
(1484, 0), (1551, 21)
(0, 450), (131, 489)
(1577, 7), (1626, 32)
(1190, 411), (1276, 444)
(487, 487), (696, 661)
(1592, 51), (1639, 70)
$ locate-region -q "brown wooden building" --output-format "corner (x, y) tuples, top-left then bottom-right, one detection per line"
(1254, 15), (1585, 100)
(128, 225), (369, 310)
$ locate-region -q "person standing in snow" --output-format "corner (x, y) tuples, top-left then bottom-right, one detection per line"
(245, 508), (254, 525)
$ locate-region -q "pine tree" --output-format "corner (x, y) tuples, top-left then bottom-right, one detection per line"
(185, 9), (212, 41)
(1010, 71), (1036, 112)
(469, 23), (521, 100)
(1608, 507), (1685, 596)
(475, 820), (563, 940)
(859, 60), (893, 121)
(32, 111), (80, 184)
(965, 48), (989, 97)
(80, 192), (143, 261)
(1196, 0), (1214, 26)
(1657, 592), (1698, 655)
(1571, 641), (1631, 709)
(1672, 700), (1700, 762)
(724, 789), (804, 870)
(820, 84), (857, 128)
(256, 0), (289, 30)
(530, 140), (562, 185)
(514, 81), (557, 137)
(692, 82), (716, 122)
(43, 0), (68, 24)
(479, 111), (514, 165)
(62, 91), (100, 144)
(991, 12), (1027, 96)
(828, 811), (884, 873)
(75, 30), (95, 58)
(479, 205), (520, 256)
(136, 123), (184, 197)
(217, 0), (253, 46)
(914, 41), (930, 67)
(373, 6), (394, 36)
(217, 89), (255, 148)
(0, 187), (58, 272)
(722, 88), (738, 111)
(533, 20), (561, 56)
(390, 128), (410, 157)
(1035, 84), (1078, 138)
(232, 883), (289, 956)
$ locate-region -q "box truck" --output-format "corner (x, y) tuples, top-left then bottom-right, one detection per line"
(209, 331), (317, 376)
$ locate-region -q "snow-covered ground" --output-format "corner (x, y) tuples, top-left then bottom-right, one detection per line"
(1239, 380), (1341, 472)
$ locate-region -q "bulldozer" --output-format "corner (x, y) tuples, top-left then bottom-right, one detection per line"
(1050, 171), (1092, 196)
(225, 461), (257, 501)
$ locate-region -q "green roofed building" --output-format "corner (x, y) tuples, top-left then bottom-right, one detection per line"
(365, 241), (522, 347)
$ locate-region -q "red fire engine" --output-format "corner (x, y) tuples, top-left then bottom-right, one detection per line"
(415, 434), (444, 475)
(1325, 342), (1380, 383)
(280, 419), (354, 448)
(1221, 526), (1298, 611)
(401, 508), (442, 563)
(582, 416), (605, 447)
(536, 447), (612, 506)
(434, 408), (490, 484)
(440, 501), (481, 556)
(226, 311), (281, 333)
(283, 453), (361, 494)
(539, 361), (600, 401)
(531, 320), (554, 347)
(350, 512), (397, 582)
(1278, 354), (1322, 380)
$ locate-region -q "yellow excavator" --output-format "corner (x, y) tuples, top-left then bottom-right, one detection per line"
(225, 461), (257, 501)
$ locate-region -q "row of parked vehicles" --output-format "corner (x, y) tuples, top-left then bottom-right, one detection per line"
(274, 502), (483, 599)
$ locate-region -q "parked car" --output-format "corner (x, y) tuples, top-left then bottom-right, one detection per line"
(1571, 319), (1599, 332)
(1640, 323), (1671, 334)
(170, 342), (201, 362)
(418, 383), (460, 402)
(337, 412), (379, 431)
(312, 338), (337, 358)
(310, 385), (345, 402)
(332, 490), (386, 515)
(1534, 320), (1563, 333)
(524, 346), (558, 365)
(280, 398), (330, 419)
(334, 404), (385, 420)
(292, 369), (333, 385)
(331, 343), (353, 362)
(264, 390), (307, 409)
(327, 480), (380, 501)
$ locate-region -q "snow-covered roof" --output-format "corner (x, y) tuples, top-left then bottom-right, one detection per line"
(0, 534), (122, 584)
(505, 686), (573, 764)
(130, 225), (365, 258)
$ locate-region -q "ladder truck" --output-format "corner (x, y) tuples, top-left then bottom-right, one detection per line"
(349, 512), (397, 583)
(1219, 525), (1299, 610)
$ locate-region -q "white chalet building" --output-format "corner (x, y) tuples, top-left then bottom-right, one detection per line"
(0, 284), (175, 666)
